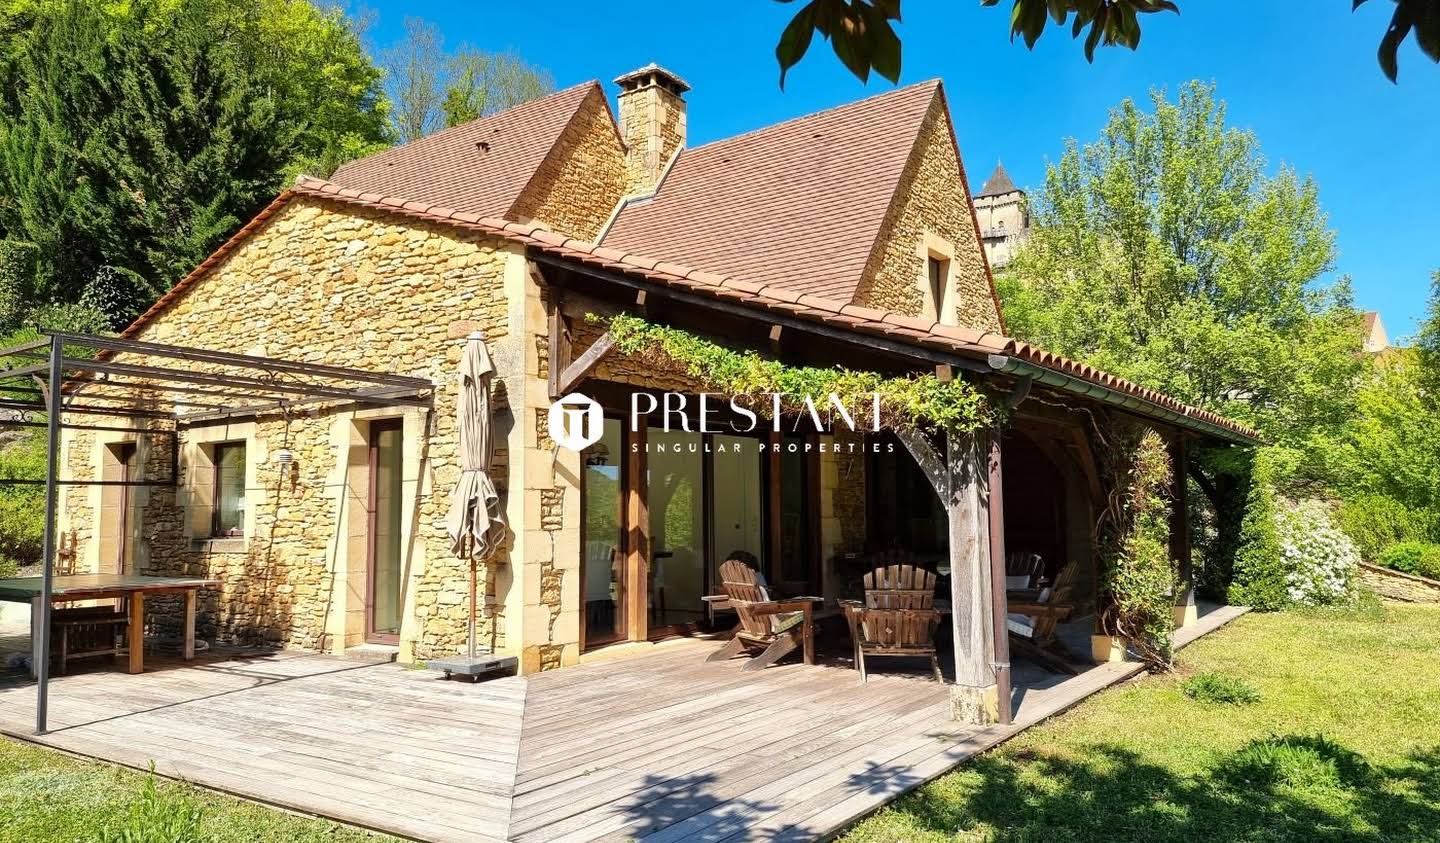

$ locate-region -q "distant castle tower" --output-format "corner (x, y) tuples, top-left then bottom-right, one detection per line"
(973, 162), (1028, 269)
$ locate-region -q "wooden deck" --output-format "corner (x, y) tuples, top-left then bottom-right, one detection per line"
(0, 604), (1247, 842)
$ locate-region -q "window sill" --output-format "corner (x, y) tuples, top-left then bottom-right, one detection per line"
(192, 537), (246, 553)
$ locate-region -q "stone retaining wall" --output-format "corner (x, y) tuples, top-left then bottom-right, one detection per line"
(1359, 562), (1440, 603)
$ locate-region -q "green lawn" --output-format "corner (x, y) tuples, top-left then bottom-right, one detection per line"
(0, 739), (398, 842)
(843, 602), (1440, 843)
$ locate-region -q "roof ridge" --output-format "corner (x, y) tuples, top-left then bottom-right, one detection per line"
(685, 78), (941, 154)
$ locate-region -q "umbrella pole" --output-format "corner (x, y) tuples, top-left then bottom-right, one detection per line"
(467, 532), (477, 659)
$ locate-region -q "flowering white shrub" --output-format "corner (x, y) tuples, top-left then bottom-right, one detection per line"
(1276, 500), (1360, 606)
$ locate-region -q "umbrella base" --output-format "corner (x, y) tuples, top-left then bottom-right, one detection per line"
(428, 653), (518, 683)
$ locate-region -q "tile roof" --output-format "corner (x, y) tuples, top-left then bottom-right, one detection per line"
(977, 162), (1019, 197)
(600, 80), (941, 302)
(328, 82), (602, 218)
(121, 176), (1258, 443)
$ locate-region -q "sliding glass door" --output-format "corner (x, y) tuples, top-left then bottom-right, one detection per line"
(367, 420), (404, 644)
(578, 418), (806, 650)
(648, 430), (706, 630)
(581, 418), (626, 647)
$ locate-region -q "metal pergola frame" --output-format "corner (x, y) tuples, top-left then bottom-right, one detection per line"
(0, 329), (434, 734)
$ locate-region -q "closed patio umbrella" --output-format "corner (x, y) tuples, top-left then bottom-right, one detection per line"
(445, 331), (506, 659)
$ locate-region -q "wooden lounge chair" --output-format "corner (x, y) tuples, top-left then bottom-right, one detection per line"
(840, 564), (943, 684)
(705, 556), (818, 671)
(1006, 559), (1083, 674)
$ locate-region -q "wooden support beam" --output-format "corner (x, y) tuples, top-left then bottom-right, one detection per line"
(893, 427), (947, 500)
(625, 421), (649, 643)
(1170, 436), (1196, 627)
(547, 303), (570, 400)
(946, 434), (1000, 724)
(896, 426), (1000, 724)
(986, 435), (1013, 725)
(554, 332), (614, 397)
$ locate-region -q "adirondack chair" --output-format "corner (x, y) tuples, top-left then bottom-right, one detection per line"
(704, 557), (819, 671)
(1006, 559), (1083, 674)
(840, 564), (943, 684)
(1005, 551), (1045, 591)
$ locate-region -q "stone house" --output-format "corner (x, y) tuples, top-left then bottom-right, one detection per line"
(55, 65), (1254, 721)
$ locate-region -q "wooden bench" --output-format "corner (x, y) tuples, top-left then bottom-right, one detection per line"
(52, 605), (129, 675)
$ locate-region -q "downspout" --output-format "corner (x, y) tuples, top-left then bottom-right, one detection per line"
(984, 354), (1254, 445)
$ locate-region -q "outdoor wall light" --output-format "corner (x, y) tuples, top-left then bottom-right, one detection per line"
(274, 447), (295, 466)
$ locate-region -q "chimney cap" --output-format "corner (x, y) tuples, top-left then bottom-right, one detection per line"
(614, 63), (690, 94)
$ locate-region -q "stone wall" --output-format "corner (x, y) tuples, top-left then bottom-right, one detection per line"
(511, 87), (628, 241)
(55, 197), (559, 664)
(854, 98), (1003, 333)
(1359, 562), (1440, 603)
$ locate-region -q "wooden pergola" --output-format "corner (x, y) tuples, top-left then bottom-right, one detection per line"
(0, 329), (433, 734)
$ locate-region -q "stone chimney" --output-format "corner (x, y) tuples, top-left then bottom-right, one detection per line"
(614, 64), (688, 196)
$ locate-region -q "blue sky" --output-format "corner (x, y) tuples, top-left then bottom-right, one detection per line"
(358, 2), (1440, 338)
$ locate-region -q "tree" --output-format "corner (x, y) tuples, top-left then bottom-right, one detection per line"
(0, 0), (389, 321)
(996, 82), (1364, 481)
(1325, 273), (1440, 558)
(383, 18), (554, 142)
(382, 17), (447, 142)
(773, 0), (1439, 87)
(1417, 269), (1440, 395)
(443, 49), (556, 127)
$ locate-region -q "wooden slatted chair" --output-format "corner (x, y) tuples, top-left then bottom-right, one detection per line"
(1006, 559), (1083, 674)
(840, 564), (943, 684)
(704, 556), (817, 671)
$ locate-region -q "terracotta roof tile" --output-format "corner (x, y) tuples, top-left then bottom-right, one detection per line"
(121, 177), (1258, 443)
(329, 83), (599, 218)
(601, 81), (940, 302)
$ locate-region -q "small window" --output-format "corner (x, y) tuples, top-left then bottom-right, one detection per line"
(927, 256), (948, 320)
(212, 443), (246, 537)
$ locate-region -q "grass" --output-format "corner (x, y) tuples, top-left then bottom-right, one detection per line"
(0, 739), (399, 843)
(842, 602), (1440, 843)
(1181, 671), (1261, 705)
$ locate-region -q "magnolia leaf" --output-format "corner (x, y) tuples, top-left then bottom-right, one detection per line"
(865, 5), (903, 82)
(776, 2), (821, 88)
(1377, 2), (1413, 82)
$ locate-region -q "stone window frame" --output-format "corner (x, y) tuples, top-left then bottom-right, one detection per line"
(915, 231), (958, 326)
(182, 421), (258, 552)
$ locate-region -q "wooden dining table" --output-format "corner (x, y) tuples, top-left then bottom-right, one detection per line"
(0, 573), (220, 676)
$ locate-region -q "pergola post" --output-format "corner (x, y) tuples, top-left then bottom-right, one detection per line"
(946, 433), (1000, 724)
(894, 426), (1002, 725)
(35, 334), (63, 735)
(1170, 436), (1196, 628)
(986, 435), (1013, 724)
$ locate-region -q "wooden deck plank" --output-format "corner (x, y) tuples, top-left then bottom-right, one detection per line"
(0, 603), (1247, 843)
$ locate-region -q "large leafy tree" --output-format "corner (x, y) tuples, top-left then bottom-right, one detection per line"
(774, 0), (1439, 86)
(996, 82), (1364, 471)
(0, 0), (388, 325)
(382, 17), (553, 143)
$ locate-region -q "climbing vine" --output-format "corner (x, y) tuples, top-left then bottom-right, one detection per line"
(1093, 420), (1177, 668)
(597, 313), (996, 434)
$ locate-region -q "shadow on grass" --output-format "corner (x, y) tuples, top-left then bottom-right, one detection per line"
(877, 737), (1440, 842)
